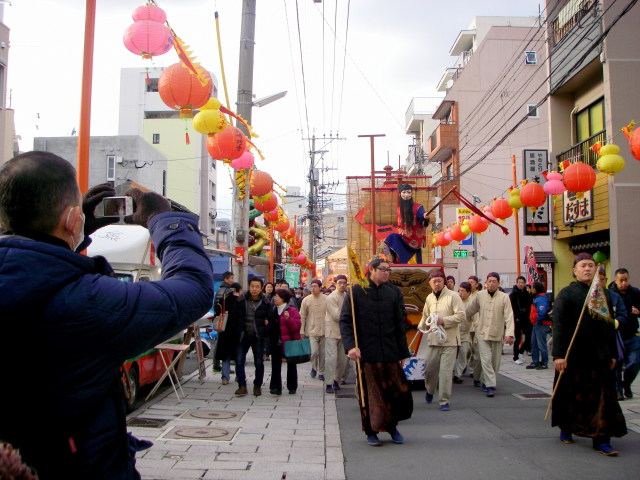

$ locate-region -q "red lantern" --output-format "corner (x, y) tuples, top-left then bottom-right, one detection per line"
(294, 253), (307, 265)
(249, 171), (274, 197)
(491, 198), (512, 220)
(207, 126), (247, 160)
(292, 236), (303, 249)
(273, 218), (290, 233)
(519, 182), (547, 211)
(468, 215), (488, 233)
(622, 121), (640, 161)
(563, 161), (596, 197)
(449, 224), (466, 242)
(158, 63), (212, 118)
(436, 232), (450, 247)
(264, 209), (279, 222)
(253, 194), (277, 212)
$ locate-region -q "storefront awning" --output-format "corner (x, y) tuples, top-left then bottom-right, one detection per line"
(569, 241), (610, 252)
(522, 251), (557, 264)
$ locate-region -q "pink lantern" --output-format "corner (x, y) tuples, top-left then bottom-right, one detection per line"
(295, 252), (307, 265)
(543, 171), (566, 195)
(444, 231), (452, 243)
(123, 20), (172, 59)
(482, 205), (496, 223)
(132, 4), (167, 22)
(231, 151), (255, 170)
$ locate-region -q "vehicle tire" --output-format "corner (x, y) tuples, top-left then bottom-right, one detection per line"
(124, 366), (140, 412)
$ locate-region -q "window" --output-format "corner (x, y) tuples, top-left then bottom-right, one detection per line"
(106, 155), (115, 181)
(526, 105), (539, 118)
(146, 78), (159, 93)
(575, 98), (604, 142)
(525, 51), (537, 65)
(152, 133), (160, 144)
(445, 164), (452, 179)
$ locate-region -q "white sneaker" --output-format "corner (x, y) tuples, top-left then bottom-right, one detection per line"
(514, 359), (524, 365)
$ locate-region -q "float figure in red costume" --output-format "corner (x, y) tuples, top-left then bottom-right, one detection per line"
(384, 184), (430, 264)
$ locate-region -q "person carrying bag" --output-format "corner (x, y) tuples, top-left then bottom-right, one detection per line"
(267, 288), (302, 395)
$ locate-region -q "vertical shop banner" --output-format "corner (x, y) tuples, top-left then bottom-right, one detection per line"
(523, 150), (550, 236)
(525, 246), (539, 285)
(284, 265), (300, 287)
(456, 207), (473, 246)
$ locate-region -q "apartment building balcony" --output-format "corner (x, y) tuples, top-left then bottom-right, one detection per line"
(555, 129), (605, 169)
(427, 100), (458, 164)
(405, 97), (443, 135)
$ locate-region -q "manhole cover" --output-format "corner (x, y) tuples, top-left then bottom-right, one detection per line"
(183, 409), (243, 420)
(126, 417), (170, 428)
(162, 426), (238, 441)
(513, 392), (551, 400)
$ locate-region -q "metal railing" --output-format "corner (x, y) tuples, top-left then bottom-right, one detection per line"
(555, 129), (605, 168)
(551, 0), (597, 46)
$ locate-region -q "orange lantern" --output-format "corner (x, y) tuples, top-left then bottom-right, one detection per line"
(206, 126), (247, 160)
(622, 121), (640, 161)
(263, 208), (279, 222)
(450, 224), (466, 242)
(519, 181), (547, 212)
(468, 215), (488, 233)
(273, 218), (290, 233)
(283, 226), (296, 240)
(293, 237), (303, 249)
(563, 161), (596, 198)
(249, 171), (274, 197)
(491, 198), (512, 220)
(158, 63), (212, 118)
(253, 194), (277, 212)
(436, 232), (450, 247)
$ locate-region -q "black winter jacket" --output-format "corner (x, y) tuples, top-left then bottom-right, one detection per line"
(509, 285), (532, 322)
(609, 283), (640, 341)
(339, 280), (410, 362)
(234, 293), (270, 339)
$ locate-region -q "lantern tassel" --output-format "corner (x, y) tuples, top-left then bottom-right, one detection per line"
(185, 131), (190, 145)
(145, 68), (150, 86)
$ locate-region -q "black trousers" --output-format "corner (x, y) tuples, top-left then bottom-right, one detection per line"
(270, 346), (298, 392)
(513, 320), (532, 360)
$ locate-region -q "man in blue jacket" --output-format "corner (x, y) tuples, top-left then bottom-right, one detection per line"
(0, 151), (213, 479)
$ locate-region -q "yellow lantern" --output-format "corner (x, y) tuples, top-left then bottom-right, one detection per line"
(460, 220), (472, 236)
(193, 109), (228, 134)
(596, 143), (625, 176)
(508, 188), (524, 209)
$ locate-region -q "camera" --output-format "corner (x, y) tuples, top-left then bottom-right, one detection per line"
(96, 196), (133, 218)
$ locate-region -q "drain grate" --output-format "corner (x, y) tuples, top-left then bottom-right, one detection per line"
(162, 426), (238, 441)
(127, 417), (171, 428)
(513, 392), (551, 400)
(182, 409), (244, 421)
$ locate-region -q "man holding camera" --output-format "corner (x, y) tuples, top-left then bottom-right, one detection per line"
(0, 151), (214, 479)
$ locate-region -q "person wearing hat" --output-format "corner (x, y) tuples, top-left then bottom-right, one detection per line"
(551, 253), (627, 455)
(384, 184), (430, 264)
(465, 272), (514, 397)
(324, 275), (350, 393)
(300, 278), (327, 380)
(418, 271), (466, 411)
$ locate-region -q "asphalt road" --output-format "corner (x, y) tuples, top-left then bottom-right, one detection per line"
(337, 375), (640, 480)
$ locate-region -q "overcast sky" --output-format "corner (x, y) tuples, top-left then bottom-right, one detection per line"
(4, 0), (543, 219)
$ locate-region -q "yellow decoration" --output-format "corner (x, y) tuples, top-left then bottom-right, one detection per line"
(597, 153), (625, 176)
(461, 223), (472, 236)
(235, 168), (247, 199)
(193, 109), (228, 134)
(201, 97), (222, 110)
(599, 143), (620, 156)
(508, 188), (524, 209)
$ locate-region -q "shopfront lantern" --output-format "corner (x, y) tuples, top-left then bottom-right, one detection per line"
(450, 224), (467, 242)
(249, 171), (274, 197)
(563, 161), (596, 198)
(519, 181), (547, 212)
(158, 63), (212, 118)
(543, 171), (566, 195)
(436, 232), (450, 247)
(468, 214), (489, 233)
(206, 126), (247, 160)
(596, 143), (625, 176)
(508, 188), (524, 210)
(491, 198), (512, 220)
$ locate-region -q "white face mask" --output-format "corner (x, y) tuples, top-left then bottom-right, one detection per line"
(66, 208), (85, 252)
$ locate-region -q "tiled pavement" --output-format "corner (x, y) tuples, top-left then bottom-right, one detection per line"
(129, 349), (640, 479)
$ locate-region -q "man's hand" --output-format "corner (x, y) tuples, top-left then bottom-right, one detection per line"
(437, 315), (444, 326)
(554, 358), (567, 373)
(610, 358), (617, 370)
(504, 335), (514, 346)
(347, 347), (361, 361)
(632, 306), (639, 316)
(124, 188), (170, 228)
(82, 183), (118, 235)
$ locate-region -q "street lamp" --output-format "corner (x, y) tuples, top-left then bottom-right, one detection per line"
(252, 91), (287, 108)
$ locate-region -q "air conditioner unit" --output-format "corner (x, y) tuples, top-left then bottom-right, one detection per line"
(116, 156), (124, 164)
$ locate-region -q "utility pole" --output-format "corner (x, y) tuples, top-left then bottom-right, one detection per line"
(232, 0), (256, 287)
(358, 134), (385, 256)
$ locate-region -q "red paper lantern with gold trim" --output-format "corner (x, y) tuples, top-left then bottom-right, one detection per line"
(563, 161), (596, 197)
(249, 171), (274, 197)
(273, 218), (290, 233)
(491, 198), (512, 220)
(436, 232), (450, 247)
(294, 252), (306, 265)
(207, 126), (247, 160)
(158, 63), (212, 118)
(253, 194), (277, 212)
(450, 224), (466, 242)
(468, 215), (488, 233)
(264, 209), (279, 222)
(520, 182), (547, 211)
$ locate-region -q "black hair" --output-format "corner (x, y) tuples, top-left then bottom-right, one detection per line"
(0, 151), (80, 235)
(230, 282), (242, 292)
(516, 276), (526, 283)
(263, 282), (275, 293)
(446, 276), (456, 283)
(459, 281), (472, 292)
(249, 277), (264, 287)
(398, 189), (415, 229)
(275, 288), (292, 303)
(222, 271), (234, 281)
(532, 282), (545, 294)
(614, 268), (629, 276)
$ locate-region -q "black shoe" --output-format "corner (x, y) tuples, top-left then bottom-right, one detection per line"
(624, 385), (634, 399)
(535, 364), (548, 370)
(617, 391), (625, 401)
(453, 376), (463, 384)
(473, 380), (481, 387)
(288, 389), (297, 394)
(270, 388), (282, 395)
(526, 363), (539, 369)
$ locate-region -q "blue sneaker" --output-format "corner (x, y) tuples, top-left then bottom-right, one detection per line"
(318, 374), (325, 381)
(486, 387), (495, 397)
(333, 381), (341, 391)
(310, 368), (317, 378)
(367, 434), (382, 446)
(481, 383), (488, 392)
(390, 428), (404, 444)
(439, 403), (451, 411)
(594, 443), (618, 456)
(425, 392), (434, 404)
(325, 384), (334, 394)
(560, 431), (574, 444)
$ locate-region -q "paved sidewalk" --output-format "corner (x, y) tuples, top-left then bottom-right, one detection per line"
(128, 355), (344, 480)
(129, 349), (640, 479)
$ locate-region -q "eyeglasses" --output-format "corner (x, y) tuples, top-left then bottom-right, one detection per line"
(376, 267), (391, 272)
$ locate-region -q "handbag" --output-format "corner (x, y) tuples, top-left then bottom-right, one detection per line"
(213, 294), (228, 332)
(284, 338), (311, 364)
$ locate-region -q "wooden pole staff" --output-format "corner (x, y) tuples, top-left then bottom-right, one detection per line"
(349, 283), (366, 408)
(543, 291), (591, 420)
